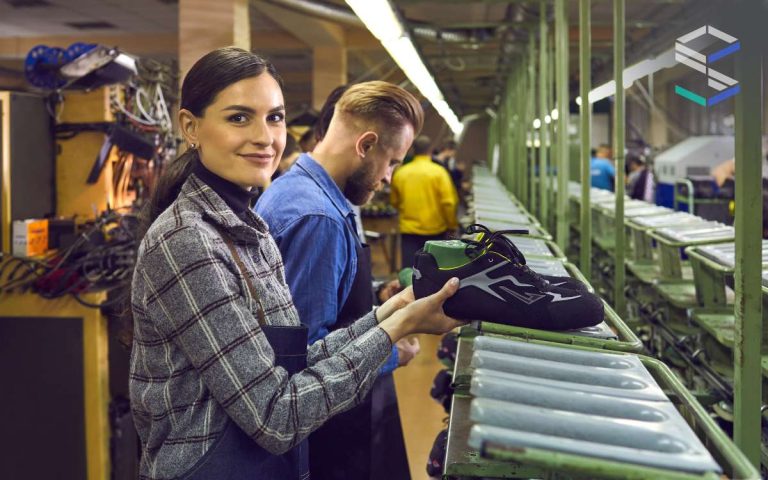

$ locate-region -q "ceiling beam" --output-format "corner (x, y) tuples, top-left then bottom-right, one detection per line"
(344, 28), (385, 50)
(0, 30), (306, 59)
(252, 0), (345, 47)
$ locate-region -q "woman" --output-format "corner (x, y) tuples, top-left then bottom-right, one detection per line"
(130, 47), (462, 480)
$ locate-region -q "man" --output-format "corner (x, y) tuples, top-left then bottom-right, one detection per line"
(591, 144), (616, 191)
(435, 139), (462, 192)
(255, 81), (422, 480)
(626, 152), (654, 202)
(391, 135), (459, 269)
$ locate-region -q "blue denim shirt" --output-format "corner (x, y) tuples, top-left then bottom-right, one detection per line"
(255, 154), (398, 373)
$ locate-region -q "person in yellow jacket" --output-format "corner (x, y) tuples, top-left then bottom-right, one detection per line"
(391, 135), (458, 269)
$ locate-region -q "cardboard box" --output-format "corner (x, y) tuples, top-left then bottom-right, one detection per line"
(12, 219), (49, 257)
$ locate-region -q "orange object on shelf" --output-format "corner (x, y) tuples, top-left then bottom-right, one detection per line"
(12, 219), (49, 257)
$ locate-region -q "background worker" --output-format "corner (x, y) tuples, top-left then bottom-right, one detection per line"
(591, 144), (616, 191)
(626, 152), (655, 202)
(391, 135), (459, 269)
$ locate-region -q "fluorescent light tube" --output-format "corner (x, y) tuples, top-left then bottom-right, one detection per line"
(346, 0), (463, 135)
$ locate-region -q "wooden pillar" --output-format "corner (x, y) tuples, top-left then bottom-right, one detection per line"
(179, 0), (251, 79)
(313, 45), (347, 111)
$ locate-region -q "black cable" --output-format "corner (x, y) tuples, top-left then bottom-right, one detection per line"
(0, 211), (139, 308)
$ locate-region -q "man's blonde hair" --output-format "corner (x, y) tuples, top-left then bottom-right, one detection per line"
(334, 81), (424, 145)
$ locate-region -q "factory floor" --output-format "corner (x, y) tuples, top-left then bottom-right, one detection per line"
(394, 333), (446, 480)
(366, 223), (447, 480)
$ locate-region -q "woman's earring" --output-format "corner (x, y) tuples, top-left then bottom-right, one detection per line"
(190, 143), (197, 149)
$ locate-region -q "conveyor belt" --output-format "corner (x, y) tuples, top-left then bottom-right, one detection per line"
(503, 236), (554, 258)
(654, 223), (735, 243)
(474, 211), (532, 225)
(630, 212), (703, 228)
(525, 257), (569, 277)
(467, 337), (722, 475)
(697, 240), (768, 269)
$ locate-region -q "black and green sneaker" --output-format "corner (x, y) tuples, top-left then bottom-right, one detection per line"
(412, 225), (604, 330)
(465, 224), (590, 293)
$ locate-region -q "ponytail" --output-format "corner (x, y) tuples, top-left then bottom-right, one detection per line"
(137, 148), (198, 241)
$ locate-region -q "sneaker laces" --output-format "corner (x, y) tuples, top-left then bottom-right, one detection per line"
(462, 223), (551, 289)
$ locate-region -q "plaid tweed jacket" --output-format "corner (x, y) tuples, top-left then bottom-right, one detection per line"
(130, 174), (392, 479)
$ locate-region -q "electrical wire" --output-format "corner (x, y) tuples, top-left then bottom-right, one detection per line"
(0, 211), (138, 309)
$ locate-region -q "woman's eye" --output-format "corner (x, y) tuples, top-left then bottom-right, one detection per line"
(229, 113), (249, 123)
(268, 112), (285, 123)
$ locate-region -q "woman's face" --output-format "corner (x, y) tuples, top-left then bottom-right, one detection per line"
(182, 73), (286, 189)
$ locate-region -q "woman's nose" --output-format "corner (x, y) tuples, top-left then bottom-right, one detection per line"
(251, 119), (273, 146)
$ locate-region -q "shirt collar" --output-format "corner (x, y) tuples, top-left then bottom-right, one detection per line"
(412, 154), (433, 163)
(294, 153), (353, 218)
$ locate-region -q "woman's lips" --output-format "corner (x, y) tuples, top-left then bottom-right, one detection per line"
(239, 153), (274, 164)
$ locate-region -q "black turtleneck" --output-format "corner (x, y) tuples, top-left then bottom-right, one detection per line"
(193, 161), (259, 221)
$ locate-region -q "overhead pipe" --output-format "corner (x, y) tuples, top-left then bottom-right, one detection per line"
(262, 0), (472, 43)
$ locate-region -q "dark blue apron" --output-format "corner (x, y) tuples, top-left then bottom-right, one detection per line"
(181, 229), (310, 480)
(309, 236), (410, 480)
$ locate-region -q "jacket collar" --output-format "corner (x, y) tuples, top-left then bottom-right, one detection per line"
(180, 173), (270, 240)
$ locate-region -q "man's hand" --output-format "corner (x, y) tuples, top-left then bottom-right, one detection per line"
(396, 336), (421, 367)
(376, 286), (414, 323)
(377, 279), (402, 303)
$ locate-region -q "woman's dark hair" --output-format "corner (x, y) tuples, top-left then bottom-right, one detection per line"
(117, 48), (281, 347)
(138, 47), (282, 239)
(313, 84), (349, 142)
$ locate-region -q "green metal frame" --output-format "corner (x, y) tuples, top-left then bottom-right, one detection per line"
(528, 32), (537, 213)
(477, 298), (642, 353)
(612, 0), (627, 319)
(555, 0), (570, 252)
(538, 0), (549, 225)
(579, 0), (592, 282)
(686, 247), (733, 308)
(733, 3), (763, 465)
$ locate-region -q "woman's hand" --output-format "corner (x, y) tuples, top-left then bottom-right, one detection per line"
(378, 278), (464, 343)
(376, 286), (415, 322)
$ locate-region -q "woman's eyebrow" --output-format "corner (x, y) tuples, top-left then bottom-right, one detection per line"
(221, 105), (285, 114)
(222, 105), (255, 113)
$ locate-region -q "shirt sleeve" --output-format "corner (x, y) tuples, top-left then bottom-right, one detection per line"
(438, 170), (459, 230)
(390, 171), (401, 209)
(272, 215), (353, 344)
(379, 346), (399, 375)
(139, 226), (392, 455)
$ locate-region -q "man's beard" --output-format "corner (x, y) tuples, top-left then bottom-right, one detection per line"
(344, 161), (378, 206)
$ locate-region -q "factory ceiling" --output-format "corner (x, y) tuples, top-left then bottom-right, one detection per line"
(0, 0), (725, 120)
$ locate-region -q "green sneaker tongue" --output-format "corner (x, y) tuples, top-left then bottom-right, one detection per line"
(423, 240), (475, 269)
